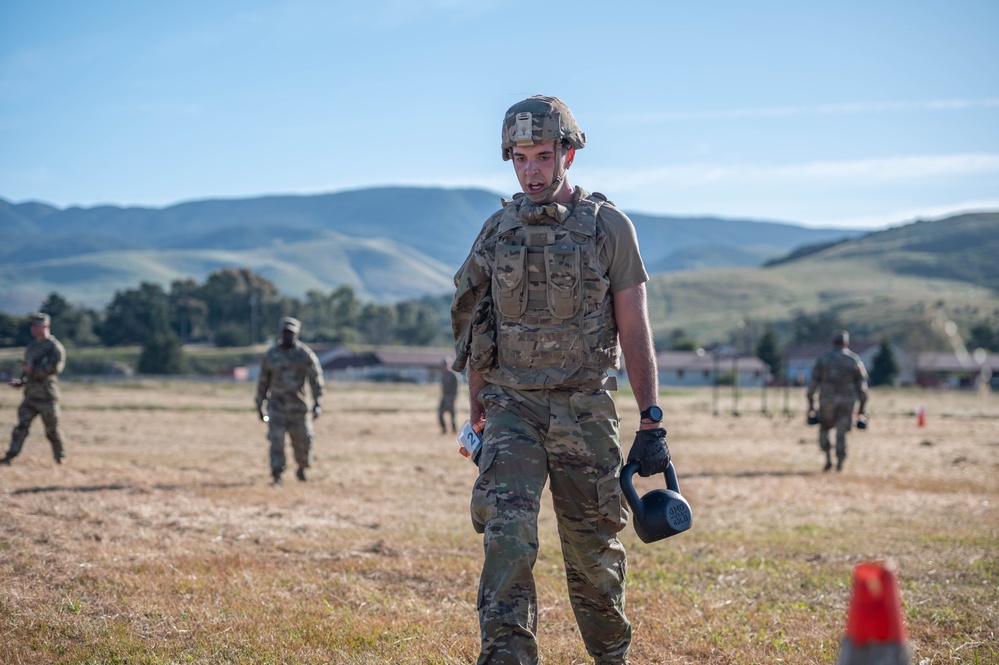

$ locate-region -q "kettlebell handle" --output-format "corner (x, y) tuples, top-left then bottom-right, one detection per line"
(621, 460), (681, 494)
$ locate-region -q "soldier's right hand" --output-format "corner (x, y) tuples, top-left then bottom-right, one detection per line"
(256, 405), (266, 421)
(627, 428), (670, 477)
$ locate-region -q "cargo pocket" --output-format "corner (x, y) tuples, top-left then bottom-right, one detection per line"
(469, 441), (498, 534)
(596, 466), (629, 535)
(545, 242), (581, 319)
(493, 244), (528, 317)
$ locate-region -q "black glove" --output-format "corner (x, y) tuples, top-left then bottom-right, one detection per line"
(312, 404), (322, 420)
(256, 402), (266, 422)
(627, 428), (670, 477)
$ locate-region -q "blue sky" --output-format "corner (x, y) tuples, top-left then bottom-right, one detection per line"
(1, 0), (997, 229)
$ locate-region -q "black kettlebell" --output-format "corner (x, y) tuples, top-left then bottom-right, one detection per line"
(620, 461), (692, 543)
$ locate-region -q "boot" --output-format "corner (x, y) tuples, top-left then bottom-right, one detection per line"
(822, 452), (833, 472)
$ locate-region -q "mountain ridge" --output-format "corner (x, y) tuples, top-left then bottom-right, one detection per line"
(0, 185), (908, 312)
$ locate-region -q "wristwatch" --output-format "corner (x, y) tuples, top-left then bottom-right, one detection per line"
(640, 405), (663, 423)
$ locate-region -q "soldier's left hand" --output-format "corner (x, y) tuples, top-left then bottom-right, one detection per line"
(312, 404), (322, 420)
(627, 427), (670, 477)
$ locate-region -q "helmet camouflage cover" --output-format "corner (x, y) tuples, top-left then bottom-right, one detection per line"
(501, 95), (586, 161)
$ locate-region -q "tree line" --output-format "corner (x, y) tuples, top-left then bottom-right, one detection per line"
(2, 266), (997, 383)
(0, 267), (452, 361)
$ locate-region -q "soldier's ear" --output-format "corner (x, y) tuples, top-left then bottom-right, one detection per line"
(564, 147), (576, 169)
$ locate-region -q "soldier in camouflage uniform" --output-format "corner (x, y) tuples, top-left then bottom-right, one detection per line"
(439, 358), (459, 434)
(451, 95), (670, 665)
(1, 312), (67, 466)
(807, 330), (869, 472)
(254, 317), (324, 485)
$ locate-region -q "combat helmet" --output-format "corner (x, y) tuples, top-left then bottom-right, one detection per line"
(501, 95), (586, 161)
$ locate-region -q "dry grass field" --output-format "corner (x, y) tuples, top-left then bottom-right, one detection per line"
(0, 379), (996, 664)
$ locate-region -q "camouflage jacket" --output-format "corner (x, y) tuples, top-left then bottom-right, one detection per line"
(21, 336), (66, 401)
(255, 341), (324, 413)
(807, 348), (869, 407)
(451, 188), (620, 389)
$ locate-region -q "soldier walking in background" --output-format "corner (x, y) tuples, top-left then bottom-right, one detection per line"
(807, 329), (869, 472)
(451, 95), (669, 665)
(254, 317), (324, 485)
(438, 357), (458, 434)
(1, 312), (67, 466)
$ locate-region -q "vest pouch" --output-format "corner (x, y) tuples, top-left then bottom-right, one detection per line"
(545, 242), (581, 319)
(469, 294), (497, 372)
(493, 243), (528, 317)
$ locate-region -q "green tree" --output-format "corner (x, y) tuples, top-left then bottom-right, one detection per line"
(393, 300), (440, 346)
(968, 321), (999, 352)
(869, 337), (900, 387)
(756, 323), (782, 380)
(330, 285), (361, 343)
(299, 289), (336, 342)
(137, 332), (188, 374)
(214, 322), (252, 348)
(0, 313), (31, 347)
(39, 292), (73, 340)
(101, 282), (171, 346)
(197, 268), (285, 345)
(359, 303), (396, 346)
(667, 328), (698, 351)
(169, 279), (209, 343)
(791, 310), (845, 343)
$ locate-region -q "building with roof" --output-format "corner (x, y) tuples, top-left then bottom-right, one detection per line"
(655, 349), (769, 387)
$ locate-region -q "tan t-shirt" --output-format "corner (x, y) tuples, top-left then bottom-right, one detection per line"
(589, 194), (649, 294)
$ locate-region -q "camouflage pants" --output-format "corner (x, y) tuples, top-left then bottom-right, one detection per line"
(471, 383), (631, 665)
(818, 400), (855, 460)
(266, 408), (313, 474)
(7, 396), (64, 461)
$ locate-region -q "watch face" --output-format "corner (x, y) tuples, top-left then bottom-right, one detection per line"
(644, 405), (663, 421)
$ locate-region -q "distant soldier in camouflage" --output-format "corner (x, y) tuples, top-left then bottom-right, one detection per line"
(451, 95), (669, 665)
(1, 312), (67, 466)
(807, 330), (869, 472)
(254, 317), (324, 485)
(438, 358), (459, 434)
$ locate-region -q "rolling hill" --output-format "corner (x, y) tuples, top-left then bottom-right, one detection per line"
(645, 212), (999, 346)
(0, 187), (864, 312)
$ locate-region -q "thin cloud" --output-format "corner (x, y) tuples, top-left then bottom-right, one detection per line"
(589, 153), (999, 189)
(616, 98), (999, 123)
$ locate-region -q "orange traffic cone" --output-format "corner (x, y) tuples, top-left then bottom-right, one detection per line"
(838, 561), (911, 664)
(916, 406), (925, 428)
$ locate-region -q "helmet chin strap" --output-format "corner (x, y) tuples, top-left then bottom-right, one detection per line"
(526, 141), (567, 203)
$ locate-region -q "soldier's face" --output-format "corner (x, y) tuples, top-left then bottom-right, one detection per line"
(281, 329), (297, 347)
(30, 323), (48, 340)
(512, 140), (574, 202)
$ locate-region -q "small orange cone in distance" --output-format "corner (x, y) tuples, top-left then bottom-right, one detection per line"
(838, 561), (911, 665)
(916, 406), (925, 428)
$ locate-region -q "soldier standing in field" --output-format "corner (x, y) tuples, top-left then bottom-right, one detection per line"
(254, 317), (324, 485)
(1, 312), (67, 466)
(438, 357), (458, 434)
(807, 329), (869, 472)
(451, 95), (669, 665)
